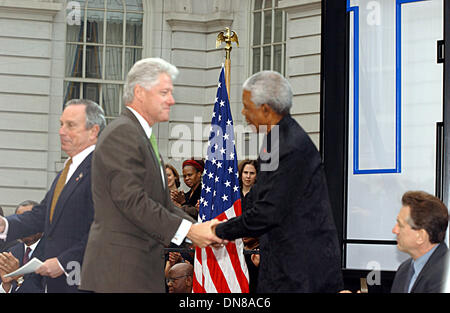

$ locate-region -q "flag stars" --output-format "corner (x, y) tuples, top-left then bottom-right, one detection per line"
(224, 180), (231, 187)
(233, 185), (239, 192)
(221, 194), (228, 202)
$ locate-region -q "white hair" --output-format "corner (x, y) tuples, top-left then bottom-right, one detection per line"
(242, 70), (292, 115)
(123, 57), (179, 105)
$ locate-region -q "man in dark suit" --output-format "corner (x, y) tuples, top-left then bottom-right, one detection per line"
(80, 58), (224, 293)
(0, 99), (105, 292)
(213, 70), (343, 292)
(391, 191), (449, 293)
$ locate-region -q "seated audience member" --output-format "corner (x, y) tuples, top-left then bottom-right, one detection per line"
(172, 159), (205, 220)
(0, 200), (44, 293)
(391, 191), (449, 293)
(166, 262), (193, 293)
(341, 190), (449, 294)
(165, 164), (181, 203)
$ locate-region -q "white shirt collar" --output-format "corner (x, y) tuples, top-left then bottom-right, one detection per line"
(68, 145), (95, 169)
(126, 106), (153, 139)
(24, 238), (40, 253)
(64, 145), (95, 183)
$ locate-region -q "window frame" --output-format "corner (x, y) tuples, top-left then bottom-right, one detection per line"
(64, 0), (144, 122)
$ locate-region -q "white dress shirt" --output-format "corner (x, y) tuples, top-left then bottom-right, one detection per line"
(126, 106), (192, 245)
(0, 145), (95, 241)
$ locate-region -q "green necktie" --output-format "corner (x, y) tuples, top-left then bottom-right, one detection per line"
(149, 133), (161, 166)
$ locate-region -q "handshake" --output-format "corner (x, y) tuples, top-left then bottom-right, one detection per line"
(186, 219), (228, 249)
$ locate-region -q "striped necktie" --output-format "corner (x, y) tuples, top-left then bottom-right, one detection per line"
(49, 158), (72, 223)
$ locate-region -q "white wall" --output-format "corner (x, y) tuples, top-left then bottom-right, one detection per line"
(0, 0), (63, 215)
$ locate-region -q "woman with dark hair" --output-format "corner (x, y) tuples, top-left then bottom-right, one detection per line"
(172, 159), (204, 220)
(238, 159), (258, 211)
(238, 159), (259, 294)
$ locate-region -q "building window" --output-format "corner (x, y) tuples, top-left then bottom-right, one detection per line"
(64, 0), (143, 123)
(251, 0), (286, 75)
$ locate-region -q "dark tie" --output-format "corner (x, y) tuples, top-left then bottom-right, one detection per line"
(404, 261), (415, 293)
(149, 133), (161, 166)
(50, 158), (72, 223)
(23, 247), (32, 265)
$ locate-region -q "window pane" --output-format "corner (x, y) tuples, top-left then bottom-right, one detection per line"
(67, 8), (84, 42)
(109, 0), (125, 11)
(253, 48), (261, 74)
(105, 47), (122, 80)
(253, 12), (261, 46)
(85, 45), (102, 78)
(102, 84), (121, 117)
(126, 0), (143, 11)
(264, 0), (272, 9)
(106, 11), (123, 45)
(83, 83), (100, 103)
(88, 0), (104, 9)
(86, 19), (104, 43)
(274, 10), (283, 43)
(263, 46), (271, 70)
(264, 10), (272, 44)
(273, 44), (282, 73)
(65, 44), (83, 77)
(126, 13), (143, 46)
(254, 0), (262, 10)
(124, 48), (142, 79)
(64, 81), (81, 103)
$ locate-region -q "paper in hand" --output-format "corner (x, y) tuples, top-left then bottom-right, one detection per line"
(4, 257), (43, 278)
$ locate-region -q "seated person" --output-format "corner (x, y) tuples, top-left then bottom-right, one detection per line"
(0, 200), (44, 293)
(166, 262), (193, 293)
(390, 191), (448, 293)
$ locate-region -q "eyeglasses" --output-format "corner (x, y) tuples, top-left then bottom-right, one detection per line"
(165, 275), (190, 284)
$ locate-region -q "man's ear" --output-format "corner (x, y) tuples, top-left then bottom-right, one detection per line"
(416, 228), (429, 245)
(134, 84), (144, 103)
(89, 124), (100, 139)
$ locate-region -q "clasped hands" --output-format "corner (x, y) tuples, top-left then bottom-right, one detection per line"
(187, 219), (228, 249)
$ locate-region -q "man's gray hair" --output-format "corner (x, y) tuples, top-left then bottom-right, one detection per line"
(242, 70), (293, 115)
(65, 99), (106, 135)
(123, 57), (179, 105)
(15, 200), (39, 213)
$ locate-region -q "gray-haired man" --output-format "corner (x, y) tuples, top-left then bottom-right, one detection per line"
(0, 99), (105, 292)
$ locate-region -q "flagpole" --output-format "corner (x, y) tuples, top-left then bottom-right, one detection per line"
(216, 27), (239, 100)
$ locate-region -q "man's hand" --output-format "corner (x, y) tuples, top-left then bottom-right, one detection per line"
(35, 258), (65, 278)
(187, 219), (226, 248)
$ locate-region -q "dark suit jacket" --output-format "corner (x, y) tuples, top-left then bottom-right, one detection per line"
(6, 240), (45, 293)
(391, 243), (448, 293)
(80, 108), (195, 292)
(5, 153), (95, 292)
(216, 114), (343, 292)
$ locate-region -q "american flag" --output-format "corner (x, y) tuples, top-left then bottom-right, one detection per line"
(192, 66), (249, 293)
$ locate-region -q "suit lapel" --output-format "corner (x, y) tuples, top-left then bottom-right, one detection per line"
(122, 108), (165, 184)
(410, 243), (446, 292)
(47, 153), (92, 234)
